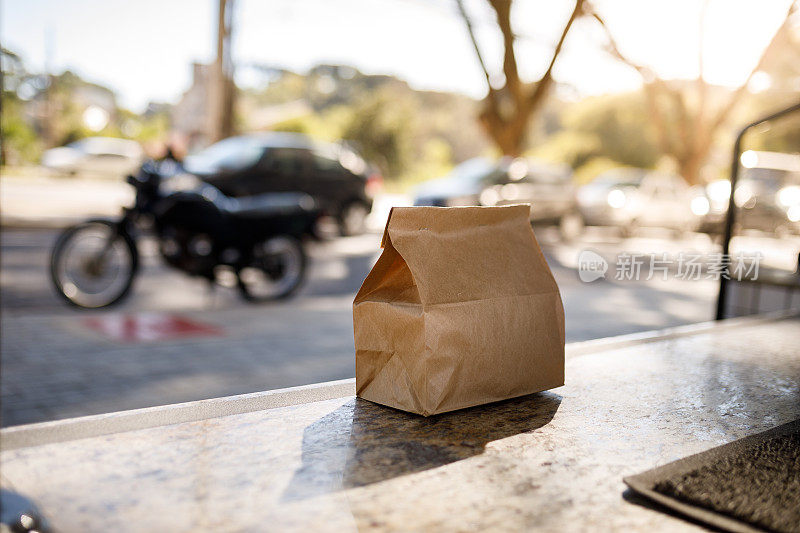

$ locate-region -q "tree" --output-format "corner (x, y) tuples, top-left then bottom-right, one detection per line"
(456, 0), (586, 157)
(743, 9), (800, 155)
(343, 89), (417, 179)
(586, 1), (796, 185)
(534, 91), (660, 172)
(242, 65), (488, 181)
(209, 0), (236, 142)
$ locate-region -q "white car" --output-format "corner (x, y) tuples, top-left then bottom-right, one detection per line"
(42, 137), (143, 177)
(577, 169), (701, 236)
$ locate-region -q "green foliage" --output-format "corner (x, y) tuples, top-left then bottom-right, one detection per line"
(748, 116), (800, 154)
(739, 93), (800, 155)
(415, 137), (453, 182)
(531, 130), (600, 169)
(242, 66), (488, 183)
(1, 48), (176, 165)
(1, 94), (43, 164)
(271, 105), (354, 142)
(562, 92), (660, 169)
(2, 49), (42, 164)
(343, 88), (416, 179)
(131, 112), (171, 143)
(530, 91), (660, 183)
(270, 115), (315, 136)
(573, 157), (625, 185)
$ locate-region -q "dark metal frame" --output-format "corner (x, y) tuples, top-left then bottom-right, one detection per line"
(715, 101), (800, 320)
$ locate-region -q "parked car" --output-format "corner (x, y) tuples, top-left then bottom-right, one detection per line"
(183, 133), (380, 235)
(693, 179), (729, 235)
(478, 159), (582, 239)
(413, 158), (501, 207)
(41, 137), (144, 176)
(577, 168), (701, 236)
(695, 151), (800, 236)
(414, 157), (581, 238)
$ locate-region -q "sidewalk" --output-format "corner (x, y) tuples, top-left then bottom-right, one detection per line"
(0, 171), (410, 230)
(1, 298), (358, 427)
(1, 173), (133, 228)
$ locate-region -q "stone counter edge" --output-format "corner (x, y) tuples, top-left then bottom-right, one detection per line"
(0, 379), (357, 451)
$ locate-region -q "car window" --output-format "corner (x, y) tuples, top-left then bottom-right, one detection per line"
(484, 168), (508, 185)
(312, 153), (345, 174)
(337, 147), (367, 174)
(642, 180), (666, 197)
(668, 176), (689, 194)
(263, 147), (309, 175)
(646, 175), (686, 198)
(526, 170), (569, 184)
(652, 184), (670, 198)
(589, 170), (645, 192)
(519, 161), (571, 184)
(438, 158), (501, 189)
(584, 177), (641, 194)
(69, 138), (138, 158)
(184, 137), (265, 174)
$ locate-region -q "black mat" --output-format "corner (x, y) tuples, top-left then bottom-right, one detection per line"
(624, 420), (800, 533)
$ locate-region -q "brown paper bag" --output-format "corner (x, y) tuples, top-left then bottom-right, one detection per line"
(353, 205), (565, 416)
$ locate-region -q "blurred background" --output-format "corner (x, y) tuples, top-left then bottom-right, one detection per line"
(1, 0), (799, 426)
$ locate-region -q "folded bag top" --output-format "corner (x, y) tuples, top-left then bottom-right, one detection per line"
(354, 205), (565, 416)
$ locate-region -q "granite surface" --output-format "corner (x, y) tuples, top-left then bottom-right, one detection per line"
(1, 317), (798, 532)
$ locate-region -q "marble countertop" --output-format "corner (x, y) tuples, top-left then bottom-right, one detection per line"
(1, 314), (798, 532)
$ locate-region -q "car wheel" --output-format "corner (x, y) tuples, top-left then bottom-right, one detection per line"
(340, 202), (369, 236)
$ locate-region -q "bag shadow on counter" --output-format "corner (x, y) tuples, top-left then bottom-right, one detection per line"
(280, 391), (561, 502)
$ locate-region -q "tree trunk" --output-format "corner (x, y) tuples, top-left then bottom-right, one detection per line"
(675, 136), (713, 186)
(479, 100), (531, 157)
(458, 0), (584, 158)
(676, 153), (704, 186)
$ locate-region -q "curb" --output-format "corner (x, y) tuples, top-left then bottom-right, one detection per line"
(2, 216), (86, 230)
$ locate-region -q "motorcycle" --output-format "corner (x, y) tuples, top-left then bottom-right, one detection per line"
(50, 159), (320, 308)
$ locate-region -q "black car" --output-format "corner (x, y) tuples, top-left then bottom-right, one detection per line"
(183, 133), (379, 235)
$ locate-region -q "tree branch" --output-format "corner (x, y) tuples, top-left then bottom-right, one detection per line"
(587, 2), (675, 155)
(528, 0), (585, 108)
(585, 4), (650, 77)
(455, 0), (496, 95)
(708, 2), (794, 133)
(694, 0), (709, 150)
(486, 0), (522, 101)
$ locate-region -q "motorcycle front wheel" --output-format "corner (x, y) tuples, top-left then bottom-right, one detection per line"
(237, 236), (306, 302)
(50, 220), (138, 308)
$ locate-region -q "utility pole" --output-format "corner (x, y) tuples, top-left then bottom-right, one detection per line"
(208, 0), (235, 143)
(43, 27), (56, 148)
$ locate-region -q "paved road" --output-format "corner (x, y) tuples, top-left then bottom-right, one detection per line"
(3, 224), (747, 427)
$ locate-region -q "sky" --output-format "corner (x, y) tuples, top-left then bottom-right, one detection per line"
(1, 0), (794, 112)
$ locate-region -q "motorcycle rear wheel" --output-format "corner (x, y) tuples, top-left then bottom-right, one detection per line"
(50, 220), (138, 308)
(237, 236), (306, 302)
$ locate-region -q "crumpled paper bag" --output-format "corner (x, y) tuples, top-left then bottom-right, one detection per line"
(353, 205), (565, 416)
